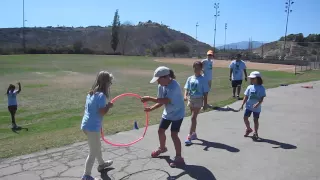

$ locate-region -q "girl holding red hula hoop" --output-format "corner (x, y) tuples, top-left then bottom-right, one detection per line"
(141, 66), (186, 168)
(80, 71), (114, 180)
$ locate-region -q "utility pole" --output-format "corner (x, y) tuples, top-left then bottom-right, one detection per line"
(196, 22), (199, 57)
(224, 23), (227, 51)
(213, 2), (220, 49)
(283, 0), (294, 53)
(22, 0), (26, 53)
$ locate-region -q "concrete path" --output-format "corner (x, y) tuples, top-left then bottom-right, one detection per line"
(1, 81), (319, 180)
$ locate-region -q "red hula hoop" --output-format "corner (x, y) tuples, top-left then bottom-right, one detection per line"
(100, 93), (149, 147)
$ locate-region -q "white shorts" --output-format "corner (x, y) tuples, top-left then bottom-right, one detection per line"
(187, 97), (203, 108)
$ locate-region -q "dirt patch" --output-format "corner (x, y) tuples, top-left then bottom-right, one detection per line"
(155, 58), (295, 73)
(117, 69), (154, 76)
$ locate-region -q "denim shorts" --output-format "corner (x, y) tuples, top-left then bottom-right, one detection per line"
(244, 109), (260, 118)
(159, 118), (183, 132)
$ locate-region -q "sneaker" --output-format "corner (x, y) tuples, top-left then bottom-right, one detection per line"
(244, 128), (253, 137)
(97, 160), (113, 172)
(151, 147), (168, 158)
(185, 136), (192, 146)
(190, 133), (197, 140)
(81, 175), (95, 180)
(11, 124), (17, 129)
(169, 156), (185, 168)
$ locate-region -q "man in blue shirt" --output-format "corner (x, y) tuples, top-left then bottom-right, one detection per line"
(229, 54), (247, 99)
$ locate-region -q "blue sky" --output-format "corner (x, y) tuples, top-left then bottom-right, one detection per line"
(1, 0), (319, 46)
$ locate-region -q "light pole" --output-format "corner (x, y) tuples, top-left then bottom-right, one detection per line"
(283, 0), (294, 53)
(196, 22), (199, 57)
(22, 0), (26, 53)
(213, 2), (220, 49)
(224, 23), (227, 51)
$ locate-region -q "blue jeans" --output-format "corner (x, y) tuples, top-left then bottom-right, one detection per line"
(244, 109), (260, 118)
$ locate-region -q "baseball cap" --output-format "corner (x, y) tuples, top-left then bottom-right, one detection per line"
(207, 50), (214, 55)
(248, 71), (262, 78)
(150, 66), (170, 83)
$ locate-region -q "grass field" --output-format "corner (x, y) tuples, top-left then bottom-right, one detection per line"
(1, 54), (320, 159)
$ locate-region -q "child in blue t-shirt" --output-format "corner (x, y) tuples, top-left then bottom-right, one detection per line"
(6, 82), (21, 129)
(240, 71), (266, 139)
(81, 71), (114, 180)
(141, 66), (185, 168)
(184, 61), (209, 145)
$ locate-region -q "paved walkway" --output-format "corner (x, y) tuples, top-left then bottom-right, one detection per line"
(1, 81), (320, 180)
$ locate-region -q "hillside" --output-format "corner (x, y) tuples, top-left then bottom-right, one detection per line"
(0, 21), (211, 56)
(253, 41), (320, 61)
(217, 41), (264, 50)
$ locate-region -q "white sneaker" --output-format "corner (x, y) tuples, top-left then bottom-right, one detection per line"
(97, 160), (113, 172)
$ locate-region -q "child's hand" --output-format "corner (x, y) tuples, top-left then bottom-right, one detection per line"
(107, 102), (113, 108)
(239, 105), (244, 111)
(144, 107), (153, 112)
(184, 96), (187, 101)
(141, 96), (151, 103)
(253, 103), (259, 108)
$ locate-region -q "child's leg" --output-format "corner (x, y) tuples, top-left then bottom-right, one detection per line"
(253, 112), (260, 134)
(171, 119), (183, 157)
(189, 107), (201, 135)
(8, 106), (17, 127)
(236, 84), (242, 96)
(243, 109), (253, 136)
(84, 131), (103, 175)
(158, 119), (170, 149)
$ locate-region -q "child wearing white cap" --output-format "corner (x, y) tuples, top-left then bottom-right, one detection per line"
(141, 66), (185, 168)
(239, 71), (266, 139)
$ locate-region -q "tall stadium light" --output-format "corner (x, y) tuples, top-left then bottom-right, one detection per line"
(224, 23), (227, 51)
(196, 22), (199, 57)
(283, 0), (294, 52)
(213, 2), (220, 49)
(22, 0), (26, 53)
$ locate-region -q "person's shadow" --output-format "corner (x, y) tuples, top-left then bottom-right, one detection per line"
(100, 168), (115, 180)
(250, 136), (297, 149)
(158, 156), (216, 180)
(211, 106), (240, 112)
(11, 126), (28, 134)
(191, 138), (240, 152)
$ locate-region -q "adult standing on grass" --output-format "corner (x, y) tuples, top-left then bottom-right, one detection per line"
(229, 53), (247, 99)
(6, 82), (21, 129)
(201, 50), (214, 89)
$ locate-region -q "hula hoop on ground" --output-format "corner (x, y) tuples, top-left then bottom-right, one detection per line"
(100, 93), (149, 147)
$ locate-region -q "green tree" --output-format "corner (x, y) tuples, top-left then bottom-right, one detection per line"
(73, 41), (83, 54)
(165, 41), (190, 57)
(111, 9), (121, 53)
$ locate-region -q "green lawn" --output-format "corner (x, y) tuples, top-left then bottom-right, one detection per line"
(0, 54), (320, 158)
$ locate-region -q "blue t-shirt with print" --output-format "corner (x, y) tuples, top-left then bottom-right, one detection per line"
(184, 75), (210, 98)
(157, 79), (185, 121)
(201, 59), (213, 80)
(244, 85), (266, 112)
(81, 92), (107, 132)
(7, 90), (18, 106)
(229, 60), (246, 80)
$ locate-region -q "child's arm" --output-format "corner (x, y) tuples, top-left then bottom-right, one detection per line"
(253, 97), (265, 108)
(6, 86), (11, 95)
(184, 90), (188, 101)
(145, 103), (163, 112)
(240, 96), (248, 110)
(203, 92), (208, 109)
(17, 82), (21, 94)
(142, 96), (170, 104)
(99, 102), (113, 116)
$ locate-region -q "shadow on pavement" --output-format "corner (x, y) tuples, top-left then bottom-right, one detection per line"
(211, 106), (240, 112)
(158, 156), (216, 180)
(250, 136), (297, 149)
(100, 168), (115, 180)
(192, 138), (240, 152)
(118, 168), (171, 180)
